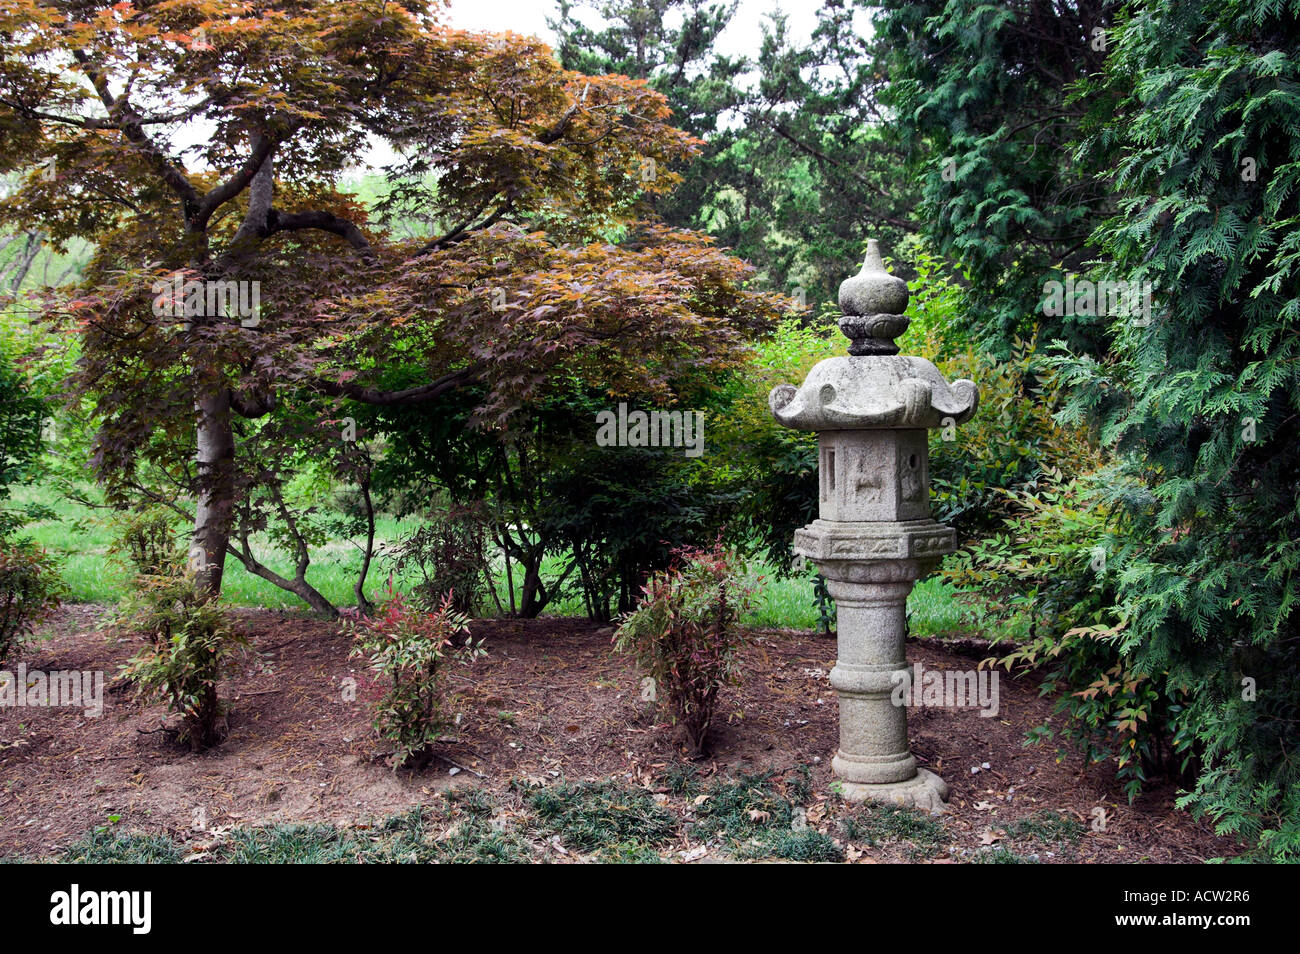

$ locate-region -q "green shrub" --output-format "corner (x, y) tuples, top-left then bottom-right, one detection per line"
(346, 585), (484, 768)
(711, 316), (839, 572)
(929, 337), (1101, 540)
(107, 508), (178, 577)
(117, 558), (215, 649)
(120, 568), (246, 750)
(369, 382), (745, 624)
(898, 252), (1103, 540)
(614, 542), (754, 757)
(0, 538), (64, 664)
(0, 347), (44, 539)
(0, 343), (58, 615)
(942, 474), (1117, 640)
(946, 472), (1195, 800)
(384, 503), (493, 616)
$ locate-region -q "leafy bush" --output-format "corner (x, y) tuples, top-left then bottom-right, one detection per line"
(709, 316), (838, 572)
(371, 380), (748, 623)
(0, 538), (64, 664)
(928, 337), (1099, 539)
(107, 508), (178, 577)
(384, 502), (494, 616)
(117, 557), (212, 649)
(899, 248), (1102, 540)
(0, 347), (44, 538)
(945, 472), (1195, 800)
(120, 568), (246, 750)
(943, 476), (1115, 629)
(535, 422), (744, 624)
(614, 542), (754, 757)
(347, 586), (484, 768)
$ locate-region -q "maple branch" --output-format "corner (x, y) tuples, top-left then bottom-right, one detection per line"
(1, 96), (221, 131)
(136, 98), (220, 126)
(314, 366), (481, 406)
(418, 189), (518, 254)
(419, 195), (496, 253)
(0, 99), (113, 129)
(538, 94), (584, 145)
(55, 51), (241, 230)
(71, 49), (203, 220)
(266, 208), (376, 260)
(196, 134), (276, 229)
(226, 133), (276, 252)
(211, 135), (375, 268)
(229, 387), (278, 419)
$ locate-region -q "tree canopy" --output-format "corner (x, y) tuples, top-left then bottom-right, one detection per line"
(0, 0), (786, 607)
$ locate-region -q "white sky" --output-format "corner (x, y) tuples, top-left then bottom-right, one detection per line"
(444, 0), (829, 58)
(353, 0), (847, 170)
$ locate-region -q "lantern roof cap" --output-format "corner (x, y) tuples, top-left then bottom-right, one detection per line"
(770, 239), (978, 431)
(770, 355), (977, 431)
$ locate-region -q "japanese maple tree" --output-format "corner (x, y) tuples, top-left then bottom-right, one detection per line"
(0, 0), (785, 607)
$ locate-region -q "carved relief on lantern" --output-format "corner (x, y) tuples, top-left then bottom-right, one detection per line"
(815, 430), (930, 523)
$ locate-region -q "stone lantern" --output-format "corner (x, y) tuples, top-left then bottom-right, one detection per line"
(769, 239), (977, 812)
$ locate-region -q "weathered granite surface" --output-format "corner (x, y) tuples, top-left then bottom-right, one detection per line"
(769, 239), (978, 813)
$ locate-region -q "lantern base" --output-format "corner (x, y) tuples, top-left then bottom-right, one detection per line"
(836, 769), (950, 815)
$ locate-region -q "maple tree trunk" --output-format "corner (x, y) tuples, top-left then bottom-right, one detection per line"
(354, 474), (376, 614)
(193, 386), (236, 600)
(231, 533), (340, 618)
(267, 570), (338, 618)
(518, 556), (545, 618)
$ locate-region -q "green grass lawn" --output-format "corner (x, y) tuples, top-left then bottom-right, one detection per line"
(9, 479), (1025, 640)
(9, 481), (423, 609)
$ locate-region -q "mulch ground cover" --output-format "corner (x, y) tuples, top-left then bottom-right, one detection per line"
(0, 605), (1242, 862)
